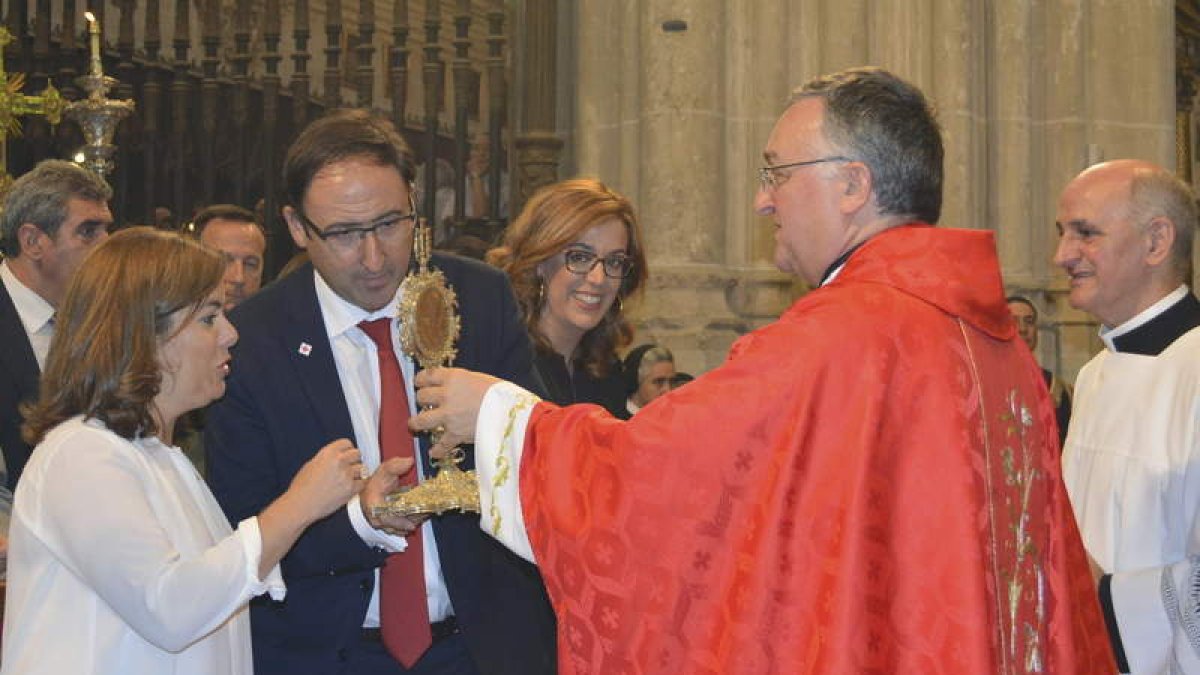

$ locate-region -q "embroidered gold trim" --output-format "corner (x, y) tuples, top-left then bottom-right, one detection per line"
(958, 318), (1046, 673)
(491, 394), (537, 536)
(958, 319), (1010, 672)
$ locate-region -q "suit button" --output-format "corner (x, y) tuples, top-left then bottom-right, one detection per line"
(359, 580), (371, 593)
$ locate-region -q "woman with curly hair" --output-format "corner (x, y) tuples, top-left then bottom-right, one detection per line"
(487, 178), (648, 418)
(3, 227), (377, 674)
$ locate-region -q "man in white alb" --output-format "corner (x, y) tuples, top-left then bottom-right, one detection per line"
(1055, 159), (1200, 674)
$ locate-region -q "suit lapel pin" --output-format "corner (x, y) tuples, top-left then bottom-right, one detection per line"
(298, 342), (313, 357)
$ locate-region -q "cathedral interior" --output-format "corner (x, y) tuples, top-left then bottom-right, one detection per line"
(2, 0), (1198, 381)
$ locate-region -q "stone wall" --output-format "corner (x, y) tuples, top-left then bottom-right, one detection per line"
(556, 0), (1175, 380)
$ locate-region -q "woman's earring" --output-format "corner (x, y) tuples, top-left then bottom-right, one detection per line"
(536, 277), (546, 307)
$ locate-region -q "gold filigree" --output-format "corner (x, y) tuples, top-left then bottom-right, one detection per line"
(376, 448), (480, 516)
(998, 390), (1046, 672)
(490, 394), (537, 536)
(958, 319), (1046, 673)
(374, 218), (476, 519)
(398, 221), (461, 369)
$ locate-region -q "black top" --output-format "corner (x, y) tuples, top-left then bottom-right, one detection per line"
(1110, 291), (1200, 356)
(1041, 368), (1072, 448)
(533, 348), (628, 419)
(0, 280), (41, 490)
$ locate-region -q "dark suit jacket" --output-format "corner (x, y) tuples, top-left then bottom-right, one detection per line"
(205, 255), (556, 675)
(0, 280), (40, 491)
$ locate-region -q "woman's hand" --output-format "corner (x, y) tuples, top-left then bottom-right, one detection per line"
(286, 438), (366, 523)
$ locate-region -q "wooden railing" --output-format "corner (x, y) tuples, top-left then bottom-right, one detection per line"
(2, 0), (510, 274)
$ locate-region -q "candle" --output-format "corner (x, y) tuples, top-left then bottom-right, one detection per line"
(85, 11), (102, 77)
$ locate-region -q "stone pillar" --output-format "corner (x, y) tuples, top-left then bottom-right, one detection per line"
(513, 0), (563, 208)
(565, 0), (1176, 377)
(1045, 2), (1174, 379)
(1177, 34), (1199, 287)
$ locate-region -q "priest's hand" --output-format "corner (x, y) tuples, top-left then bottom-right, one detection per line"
(410, 367), (499, 459)
(360, 457), (422, 536)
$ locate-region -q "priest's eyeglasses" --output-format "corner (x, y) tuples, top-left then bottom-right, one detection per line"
(297, 200), (418, 251)
(758, 156), (851, 190)
(563, 249), (634, 279)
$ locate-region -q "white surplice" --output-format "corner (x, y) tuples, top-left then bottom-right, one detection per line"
(1064, 326), (1200, 674)
(1, 416), (284, 675)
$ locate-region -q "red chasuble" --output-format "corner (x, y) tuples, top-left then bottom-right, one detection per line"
(517, 225), (1115, 674)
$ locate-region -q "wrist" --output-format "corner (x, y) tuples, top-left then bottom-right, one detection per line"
(359, 493), (376, 528)
(274, 488), (318, 529)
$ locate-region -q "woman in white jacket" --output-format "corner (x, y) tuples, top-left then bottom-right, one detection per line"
(1, 227), (383, 674)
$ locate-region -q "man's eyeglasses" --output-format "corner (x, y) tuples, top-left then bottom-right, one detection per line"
(758, 156), (851, 190)
(296, 200), (418, 251)
(563, 248), (634, 279)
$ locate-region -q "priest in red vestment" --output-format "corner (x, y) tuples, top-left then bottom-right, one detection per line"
(412, 67), (1116, 674)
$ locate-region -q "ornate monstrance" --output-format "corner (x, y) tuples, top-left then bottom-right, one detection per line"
(374, 220), (477, 518)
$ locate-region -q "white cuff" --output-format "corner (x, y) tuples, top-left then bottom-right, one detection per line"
(1159, 557), (1200, 672)
(346, 495), (409, 553)
(475, 381), (539, 564)
(1111, 565), (1174, 673)
(240, 517), (287, 601)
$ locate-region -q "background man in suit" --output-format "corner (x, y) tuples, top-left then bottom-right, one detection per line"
(0, 160), (112, 490)
(194, 204), (267, 312)
(178, 204), (269, 474)
(205, 110), (555, 675)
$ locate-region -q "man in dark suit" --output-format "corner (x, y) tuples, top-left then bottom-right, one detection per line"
(205, 110), (555, 675)
(0, 160), (113, 490)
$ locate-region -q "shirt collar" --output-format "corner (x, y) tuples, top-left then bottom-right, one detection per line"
(819, 243), (866, 287)
(0, 260), (54, 335)
(312, 269), (403, 340)
(1100, 284), (1192, 353)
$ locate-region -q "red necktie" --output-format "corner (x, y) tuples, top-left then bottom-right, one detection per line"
(358, 318), (432, 667)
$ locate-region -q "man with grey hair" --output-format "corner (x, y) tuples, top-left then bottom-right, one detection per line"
(0, 159), (112, 489)
(1055, 159), (1200, 673)
(620, 344), (675, 417)
(409, 67), (1113, 672)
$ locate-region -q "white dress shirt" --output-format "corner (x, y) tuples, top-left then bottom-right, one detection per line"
(0, 260), (55, 370)
(311, 270), (454, 627)
(1, 416), (284, 675)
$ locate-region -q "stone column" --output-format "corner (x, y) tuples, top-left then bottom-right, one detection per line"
(565, 0), (1176, 377)
(1045, 1), (1174, 378)
(513, 0), (563, 208)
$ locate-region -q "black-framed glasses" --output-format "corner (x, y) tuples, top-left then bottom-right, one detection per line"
(296, 199), (418, 251)
(563, 248), (634, 279)
(758, 155), (851, 190)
